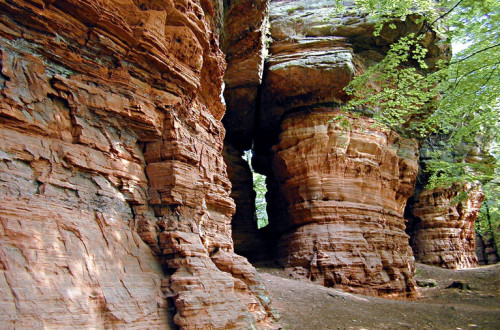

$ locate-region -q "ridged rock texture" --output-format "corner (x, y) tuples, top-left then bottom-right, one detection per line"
(476, 231), (499, 265)
(270, 110), (419, 297)
(0, 0), (276, 328)
(0, 0), (483, 327)
(250, 0), (447, 298)
(222, 0), (268, 151)
(407, 185), (484, 269)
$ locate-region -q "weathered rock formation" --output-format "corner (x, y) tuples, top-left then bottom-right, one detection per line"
(246, 0), (445, 298)
(407, 185), (484, 269)
(0, 0), (276, 328)
(222, 0), (268, 151)
(270, 110), (419, 297)
(476, 231), (499, 265)
(256, 0), (447, 149)
(405, 142), (487, 270)
(0, 0), (484, 327)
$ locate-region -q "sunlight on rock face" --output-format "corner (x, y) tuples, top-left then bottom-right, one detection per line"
(0, 0), (491, 329)
(0, 0), (276, 328)
(66, 287), (82, 301)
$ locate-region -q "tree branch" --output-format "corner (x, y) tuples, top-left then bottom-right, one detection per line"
(417, 0), (464, 35)
(449, 61), (500, 90)
(451, 43), (500, 65)
(428, 0), (464, 27)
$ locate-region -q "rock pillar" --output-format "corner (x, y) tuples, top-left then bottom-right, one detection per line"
(407, 185), (484, 269)
(271, 110), (419, 297)
(255, 0), (446, 297)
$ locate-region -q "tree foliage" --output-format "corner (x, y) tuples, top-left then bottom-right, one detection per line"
(244, 151), (269, 229)
(252, 171), (269, 229)
(343, 0), (499, 190)
(340, 0), (500, 256)
(345, 32), (443, 137)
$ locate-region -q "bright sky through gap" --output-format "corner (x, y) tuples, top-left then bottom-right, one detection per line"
(452, 41), (472, 54)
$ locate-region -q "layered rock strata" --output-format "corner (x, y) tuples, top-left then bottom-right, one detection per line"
(0, 0), (275, 328)
(476, 232), (499, 265)
(407, 186), (484, 269)
(271, 110), (419, 297)
(252, 0), (447, 297)
(255, 0), (448, 157)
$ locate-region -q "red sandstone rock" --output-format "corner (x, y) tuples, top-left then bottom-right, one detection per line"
(0, 0), (276, 328)
(0, 0), (462, 327)
(0, 196), (171, 328)
(222, 0), (269, 151)
(270, 109), (419, 298)
(407, 185), (484, 269)
(247, 0), (452, 299)
(220, 0), (271, 260)
(256, 0), (449, 150)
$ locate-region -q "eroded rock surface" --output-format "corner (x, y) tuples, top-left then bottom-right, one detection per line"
(222, 0), (269, 151)
(246, 0), (453, 298)
(255, 0), (448, 156)
(0, 0), (276, 328)
(0, 0), (477, 327)
(270, 110), (419, 297)
(407, 186), (484, 269)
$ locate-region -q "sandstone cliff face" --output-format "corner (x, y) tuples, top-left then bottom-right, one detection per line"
(251, 0), (445, 297)
(407, 185), (484, 269)
(0, 0), (275, 328)
(270, 110), (419, 297)
(0, 0), (479, 327)
(256, 0), (447, 153)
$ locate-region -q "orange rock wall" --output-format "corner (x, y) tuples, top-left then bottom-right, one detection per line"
(0, 1), (477, 327)
(407, 186), (484, 269)
(250, 0), (428, 298)
(271, 110), (419, 297)
(0, 0), (275, 328)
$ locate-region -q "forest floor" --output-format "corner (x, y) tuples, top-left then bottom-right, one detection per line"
(256, 262), (500, 330)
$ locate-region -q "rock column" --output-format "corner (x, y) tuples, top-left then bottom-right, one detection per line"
(407, 185), (484, 269)
(272, 110), (419, 297)
(254, 0), (446, 297)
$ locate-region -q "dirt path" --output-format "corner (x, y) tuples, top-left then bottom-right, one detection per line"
(257, 263), (500, 329)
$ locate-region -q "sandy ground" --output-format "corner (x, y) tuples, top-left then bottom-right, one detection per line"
(256, 263), (500, 329)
